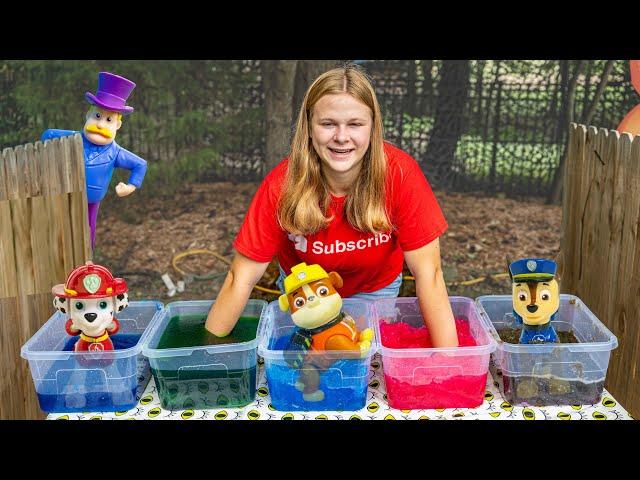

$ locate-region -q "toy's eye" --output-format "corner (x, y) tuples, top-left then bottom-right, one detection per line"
(294, 297), (306, 308)
(317, 286), (329, 296)
(75, 301), (84, 310)
(94, 112), (101, 119)
(99, 301), (108, 310)
(518, 292), (527, 302)
(540, 289), (551, 301)
(106, 116), (112, 122)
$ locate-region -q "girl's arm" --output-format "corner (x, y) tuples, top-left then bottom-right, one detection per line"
(404, 238), (459, 347)
(204, 252), (270, 336)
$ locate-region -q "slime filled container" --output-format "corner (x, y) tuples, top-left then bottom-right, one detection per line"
(21, 301), (163, 413)
(476, 295), (618, 406)
(142, 300), (266, 410)
(258, 299), (374, 411)
(373, 297), (496, 409)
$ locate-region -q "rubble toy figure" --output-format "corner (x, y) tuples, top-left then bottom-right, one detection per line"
(52, 261), (129, 363)
(509, 258), (560, 344)
(278, 262), (373, 402)
(41, 72), (147, 249)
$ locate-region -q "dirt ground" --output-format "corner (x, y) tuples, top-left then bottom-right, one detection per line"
(93, 182), (562, 304)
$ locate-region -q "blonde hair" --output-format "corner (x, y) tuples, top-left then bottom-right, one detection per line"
(278, 64), (391, 236)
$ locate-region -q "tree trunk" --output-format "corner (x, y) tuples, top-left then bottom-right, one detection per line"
(580, 60), (615, 126)
(292, 60), (343, 121)
(404, 60), (418, 116)
(547, 60), (587, 204)
(261, 60), (298, 173)
(419, 60), (434, 115)
(423, 60), (471, 187)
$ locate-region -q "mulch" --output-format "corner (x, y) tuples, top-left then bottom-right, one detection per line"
(94, 182), (561, 303)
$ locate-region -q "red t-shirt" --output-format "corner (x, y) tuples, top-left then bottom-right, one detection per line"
(233, 142), (448, 297)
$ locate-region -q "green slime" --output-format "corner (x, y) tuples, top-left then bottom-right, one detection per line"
(157, 314), (259, 349)
(152, 314), (259, 410)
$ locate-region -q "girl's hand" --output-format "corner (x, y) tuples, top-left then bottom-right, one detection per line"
(404, 238), (459, 348)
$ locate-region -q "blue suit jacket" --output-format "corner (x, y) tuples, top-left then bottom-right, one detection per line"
(41, 129), (147, 204)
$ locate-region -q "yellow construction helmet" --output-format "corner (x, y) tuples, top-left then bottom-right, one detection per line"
(282, 262), (329, 295)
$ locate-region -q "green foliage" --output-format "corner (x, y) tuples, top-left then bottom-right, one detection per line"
(0, 60), (264, 188)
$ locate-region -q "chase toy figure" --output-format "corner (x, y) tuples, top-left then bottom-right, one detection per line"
(52, 261), (129, 356)
(278, 262), (373, 402)
(41, 72), (147, 249)
(509, 258), (560, 344)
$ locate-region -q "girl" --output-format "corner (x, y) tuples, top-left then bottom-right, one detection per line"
(205, 64), (458, 347)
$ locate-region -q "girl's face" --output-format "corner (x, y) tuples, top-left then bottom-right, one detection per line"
(310, 93), (373, 178)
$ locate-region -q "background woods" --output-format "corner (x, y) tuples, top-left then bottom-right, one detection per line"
(2, 60), (635, 200)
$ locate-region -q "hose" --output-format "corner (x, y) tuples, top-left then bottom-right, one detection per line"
(171, 249), (281, 294)
(172, 248), (510, 296)
(403, 272), (510, 286)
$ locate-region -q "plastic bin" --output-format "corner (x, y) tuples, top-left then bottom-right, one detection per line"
(373, 296), (496, 409)
(141, 300), (266, 410)
(20, 300), (163, 413)
(475, 294), (618, 406)
(257, 299), (374, 411)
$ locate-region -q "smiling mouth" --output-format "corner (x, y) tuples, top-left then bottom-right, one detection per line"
(329, 147), (354, 155)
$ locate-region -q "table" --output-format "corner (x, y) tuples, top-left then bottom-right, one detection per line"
(47, 354), (633, 420)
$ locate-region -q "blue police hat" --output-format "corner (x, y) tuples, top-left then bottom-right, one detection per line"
(509, 258), (557, 282)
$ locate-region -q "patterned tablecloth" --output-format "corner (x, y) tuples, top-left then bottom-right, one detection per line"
(47, 354), (633, 420)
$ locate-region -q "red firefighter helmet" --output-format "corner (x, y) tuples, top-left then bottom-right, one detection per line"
(51, 261), (127, 299)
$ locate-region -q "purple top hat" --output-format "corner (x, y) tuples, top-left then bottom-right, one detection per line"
(85, 72), (136, 115)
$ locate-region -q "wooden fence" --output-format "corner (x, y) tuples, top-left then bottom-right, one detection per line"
(560, 123), (640, 418)
(0, 134), (91, 419)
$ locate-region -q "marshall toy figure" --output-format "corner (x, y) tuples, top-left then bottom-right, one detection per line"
(509, 258), (560, 344)
(52, 261), (129, 358)
(41, 72), (147, 249)
(278, 262), (373, 402)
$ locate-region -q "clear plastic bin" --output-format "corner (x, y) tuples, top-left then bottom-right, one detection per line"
(20, 301), (163, 413)
(475, 294), (618, 406)
(373, 296), (497, 409)
(141, 300), (266, 410)
(257, 299), (374, 411)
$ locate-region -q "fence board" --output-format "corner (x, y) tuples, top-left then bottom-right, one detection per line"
(69, 191), (91, 263)
(43, 140), (61, 197)
(48, 193), (72, 284)
(70, 134), (84, 192)
(30, 195), (54, 293)
(0, 149), (8, 201)
(14, 145), (29, 198)
(10, 198), (35, 296)
(57, 136), (72, 194)
(560, 124), (586, 284)
(3, 148), (19, 200)
(0, 298), (25, 419)
(0, 202), (17, 298)
(70, 134), (91, 262)
(25, 143), (41, 197)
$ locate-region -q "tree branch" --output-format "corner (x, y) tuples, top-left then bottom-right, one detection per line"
(580, 60), (615, 126)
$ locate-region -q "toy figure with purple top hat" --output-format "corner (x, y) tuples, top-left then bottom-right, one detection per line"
(509, 258), (560, 344)
(41, 72), (148, 250)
